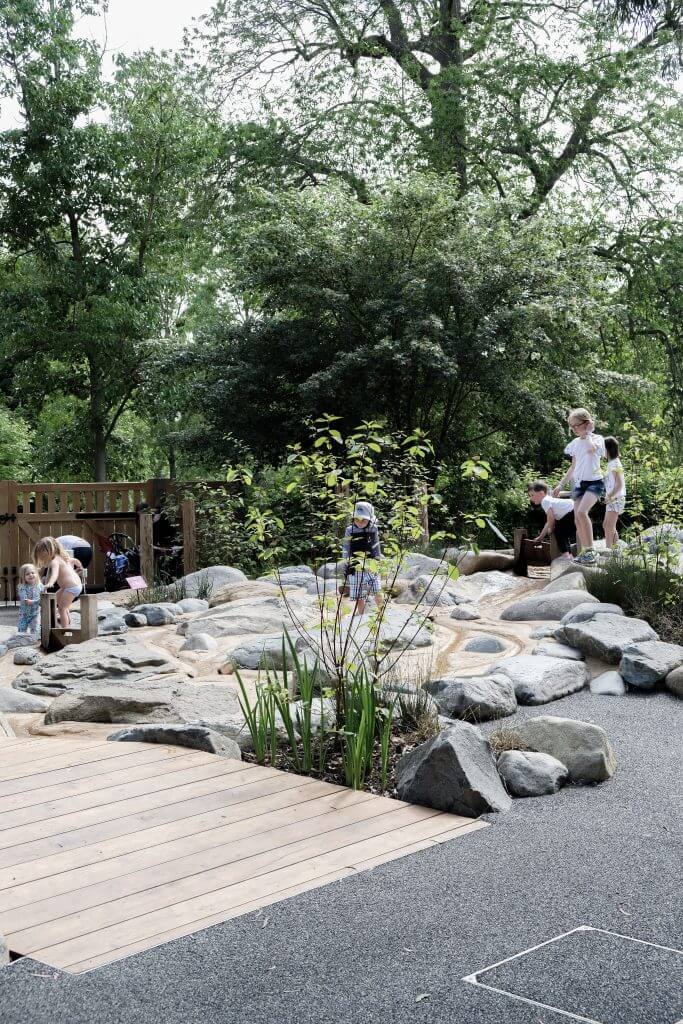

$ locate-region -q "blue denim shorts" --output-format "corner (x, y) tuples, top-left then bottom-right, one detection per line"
(572, 479), (606, 501)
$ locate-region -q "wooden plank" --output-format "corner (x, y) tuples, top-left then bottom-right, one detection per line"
(8, 803), (438, 955)
(21, 809), (466, 968)
(0, 766), (294, 870)
(0, 788), (366, 915)
(0, 752), (227, 830)
(66, 868), (353, 973)
(0, 741), (155, 782)
(0, 742), (198, 797)
(0, 764), (260, 850)
(2, 795), (392, 936)
(0, 737), (106, 766)
(0, 777), (325, 894)
(0, 745), (218, 814)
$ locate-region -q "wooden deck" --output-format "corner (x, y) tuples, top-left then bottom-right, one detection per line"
(0, 738), (485, 974)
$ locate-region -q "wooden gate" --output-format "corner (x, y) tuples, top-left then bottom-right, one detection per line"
(0, 480), (152, 597)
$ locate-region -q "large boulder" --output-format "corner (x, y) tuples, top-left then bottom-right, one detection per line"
(12, 638), (187, 698)
(543, 573), (587, 594)
(316, 561), (345, 579)
(124, 612), (147, 628)
(665, 665), (683, 698)
(491, 655), (588, 705)
(448, 571), (524, 604)
(179, 632), (219, 653)
(107, 724), (241, 759)
(619, 641), (683, 690)
(452, 549), (516, 576)
(559, 602), (625, 626)
(0, 689), (49, 714)
(590, 671), (626, 696)
(45, 678), (250, 747)
(98, 616), (128, 636)
(399, 552), (450, 580)
(515, 715), (616, 783)
(425, 674), (517, 722)
(181, 566), (248, 599)
(501, 590), (598, 622)
(395, 721), (512, 816)
(559, 614), (658, 663)
(497, 750), (569, 797)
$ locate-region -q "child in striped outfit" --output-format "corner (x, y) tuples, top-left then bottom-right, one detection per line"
(342, 501), (383, 614)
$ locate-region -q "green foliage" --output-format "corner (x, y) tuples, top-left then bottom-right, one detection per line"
(585, 541), (683, 643)
(0, 405), (33, 478)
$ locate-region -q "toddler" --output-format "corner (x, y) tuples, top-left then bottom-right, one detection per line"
(342, 501), (383, 615)
(17, 563), (43, 639)
(603, 436), (626, 548)
(33, 537), (83, 628)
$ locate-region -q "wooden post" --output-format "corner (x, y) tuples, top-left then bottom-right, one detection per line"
(139, 512), (154, 586)
(78, 594), (98, 641)
(40, 591), (56, 650)
(181, 499), (196, 576)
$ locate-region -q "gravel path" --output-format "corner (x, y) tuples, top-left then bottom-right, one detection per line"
(1, 685), (681, 1024)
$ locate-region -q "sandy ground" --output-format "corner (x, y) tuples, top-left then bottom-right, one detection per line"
(0, 572), (604, 743)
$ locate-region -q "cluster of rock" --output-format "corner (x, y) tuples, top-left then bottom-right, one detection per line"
(396, 713), (615, 816)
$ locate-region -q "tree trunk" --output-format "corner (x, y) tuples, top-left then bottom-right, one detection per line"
(93, 427), (107, 482)
(89, 370), (108, 481)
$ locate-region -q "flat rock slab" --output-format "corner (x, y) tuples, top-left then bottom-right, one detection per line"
(515, 715), (616, 783)
(501, 590), (598, 621)
(560, 602), (625, 625)
(590, 670), (626, 696)
(183, 595), (316, 640)
(209, 580), (280, 607)
(45, 679), (249, 746)
(426, 674), (517, 722)
(491, 655), (588, 705)
(532, 642), (584, 661)
(107, 724), (242, 759)
(497, 750), (569, 797)
(0, 689), (50, 714)
(559, 614), (658, 663)
(396, 721), (511, 817)
(12, 638), (188, 697)
(619, 640), (683, 689)
(543, 573), (587, 593)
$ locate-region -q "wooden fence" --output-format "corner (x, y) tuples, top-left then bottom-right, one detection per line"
(0, 479), (196, 598)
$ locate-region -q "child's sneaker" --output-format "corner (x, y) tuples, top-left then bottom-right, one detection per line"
(574, 550), (597, 565)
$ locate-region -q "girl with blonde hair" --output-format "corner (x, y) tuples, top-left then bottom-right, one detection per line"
(33, 537), (84, 628)
(553, 407), (606, 565)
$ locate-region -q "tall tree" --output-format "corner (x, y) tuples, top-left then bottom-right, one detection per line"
(0, 1), (217, 478)
(197, 0), (682, 216)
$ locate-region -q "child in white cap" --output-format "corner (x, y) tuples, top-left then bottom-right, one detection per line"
(342, 501), (383, 614)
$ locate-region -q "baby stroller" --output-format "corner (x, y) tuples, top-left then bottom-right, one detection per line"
(99, 533), (141, 592)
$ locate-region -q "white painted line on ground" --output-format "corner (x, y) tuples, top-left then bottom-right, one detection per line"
(462, 924), (683, 1024)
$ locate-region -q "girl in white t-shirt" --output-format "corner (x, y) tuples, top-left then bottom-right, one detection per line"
(553, 407), (606, 565)
(603, 436), (626, 548)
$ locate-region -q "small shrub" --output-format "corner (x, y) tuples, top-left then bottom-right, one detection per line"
(488, 727), (531, 755)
